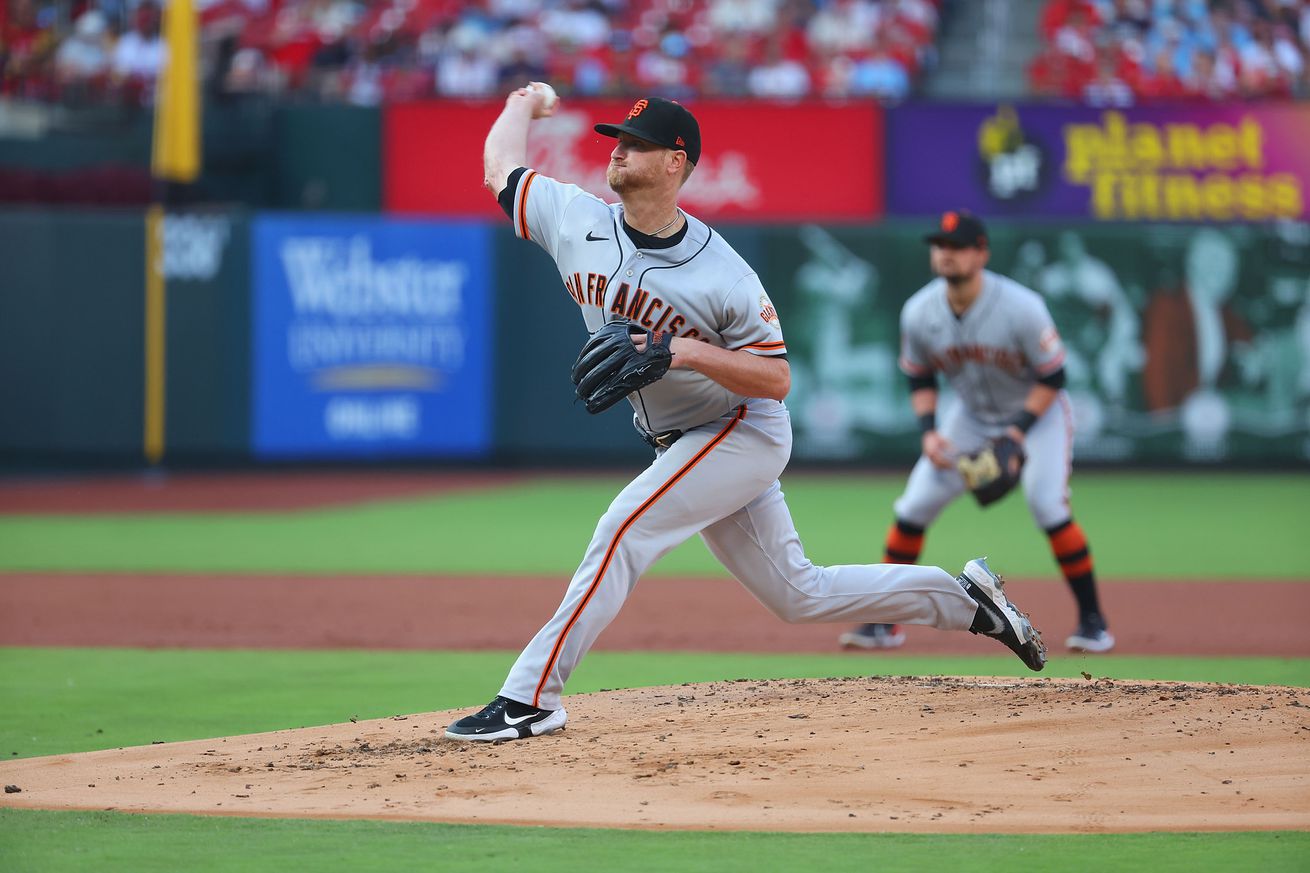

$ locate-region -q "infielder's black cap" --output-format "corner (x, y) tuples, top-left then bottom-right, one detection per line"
(924, 211), (988, 248)
(595, 97), (701, 166)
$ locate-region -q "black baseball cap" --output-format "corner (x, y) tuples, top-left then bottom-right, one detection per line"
(924, 211), (988, 248)
(595, 97), (701, 165)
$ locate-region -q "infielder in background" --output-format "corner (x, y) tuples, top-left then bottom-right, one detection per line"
(840, 212), (1113, 655)
(446, 86), (1047, 743)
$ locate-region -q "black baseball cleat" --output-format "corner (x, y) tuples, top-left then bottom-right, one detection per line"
(957, 557), (1047, 672)
(445, 695), (567, 742)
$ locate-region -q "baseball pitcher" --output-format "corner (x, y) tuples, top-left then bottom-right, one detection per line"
(446, 89), (1047, 742)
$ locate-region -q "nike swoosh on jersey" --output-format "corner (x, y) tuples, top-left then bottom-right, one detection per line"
(502, 712), (537, 725)
(586, 231), (609, 241)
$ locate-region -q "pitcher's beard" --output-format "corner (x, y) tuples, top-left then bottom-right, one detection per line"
(607, 165), (656, 194)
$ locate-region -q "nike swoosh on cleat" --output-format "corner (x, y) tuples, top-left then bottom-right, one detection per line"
(980, 609), (1006, 635)
(502, 712), (537, 726)
(586, 231), (608, 241)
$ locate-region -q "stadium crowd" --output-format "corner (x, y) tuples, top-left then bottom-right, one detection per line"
(1, 0), (944, 105)
(2, 0), (1307, 107)
(1031, 0), (1310, 103)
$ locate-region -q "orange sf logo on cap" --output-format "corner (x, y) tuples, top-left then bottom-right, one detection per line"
(626, 99), (649, 120)
(941, 211), (959, 231)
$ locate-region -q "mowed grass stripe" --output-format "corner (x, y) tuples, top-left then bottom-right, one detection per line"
(0, 473), (1305, 579)
(1, 809), (1307, 873)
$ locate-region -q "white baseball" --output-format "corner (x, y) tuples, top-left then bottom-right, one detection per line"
(527, 81), (558, 112)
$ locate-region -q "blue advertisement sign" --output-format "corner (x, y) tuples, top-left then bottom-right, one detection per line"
(252, 215), (492, 458)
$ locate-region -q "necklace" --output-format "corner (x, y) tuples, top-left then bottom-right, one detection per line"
(647, 210), (682, 237)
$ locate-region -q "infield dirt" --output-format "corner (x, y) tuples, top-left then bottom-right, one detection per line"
(2, 676), (1307, 833)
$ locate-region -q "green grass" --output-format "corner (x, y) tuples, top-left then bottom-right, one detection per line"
(0, 473), (1306, 579)
(2, 648), (1306, 759)
(1, 810), (1306, 873)
(1, 473), (1306, 870)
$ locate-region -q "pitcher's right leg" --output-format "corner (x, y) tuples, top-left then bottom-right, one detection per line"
(701, 482), (977, 629)
(703, 483), (1046, 670)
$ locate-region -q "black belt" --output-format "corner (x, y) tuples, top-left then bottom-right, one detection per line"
(640, 428), (684, 450)
(637, 406), (746, 450)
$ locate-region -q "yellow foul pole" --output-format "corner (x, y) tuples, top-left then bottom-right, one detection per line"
(152, 0), (200, 183)
(145, 0), (201, 463)
(144, 205), (166, 463)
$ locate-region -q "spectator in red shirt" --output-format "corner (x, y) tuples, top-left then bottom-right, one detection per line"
(1139, 44), (1187, 99)
(2, 0), (58, 99)
(1040, 0), (1100, 42)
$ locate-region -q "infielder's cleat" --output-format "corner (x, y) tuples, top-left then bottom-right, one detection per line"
(839, 623), (907, 650)
(1066, 614), (1115, 653)
(957, 557), (1047, 672)
(445, 695), (567, 742)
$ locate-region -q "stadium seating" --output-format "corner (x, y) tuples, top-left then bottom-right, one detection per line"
(1030, 0), (1309, 103)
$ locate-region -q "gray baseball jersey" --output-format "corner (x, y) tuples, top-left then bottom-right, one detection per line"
(899, 269), (1067, 425)
(494, 168), (983, 711)
(894, 269), (1076, 529)
(510, 168), (787, 435)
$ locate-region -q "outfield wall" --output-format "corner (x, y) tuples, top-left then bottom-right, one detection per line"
(3, 100), (1307, 466)
(2, 209), (1306, 467)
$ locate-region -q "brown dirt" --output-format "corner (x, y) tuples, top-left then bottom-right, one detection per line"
(3, 572), (1308, 656)
(1, 677), (1307, 833)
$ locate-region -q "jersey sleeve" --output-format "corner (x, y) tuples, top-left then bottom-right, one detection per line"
(897, 300), (934, 377)
(505, 169), (589, 261)
(720, 273), (787, 356)
(1018, 295), (1067, 376)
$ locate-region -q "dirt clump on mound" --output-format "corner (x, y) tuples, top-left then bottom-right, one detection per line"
(1, 676), (1307, 833)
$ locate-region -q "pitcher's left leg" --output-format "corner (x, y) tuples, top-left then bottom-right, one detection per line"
(501, 407), (777, 712)
(448, 409), (777, 742)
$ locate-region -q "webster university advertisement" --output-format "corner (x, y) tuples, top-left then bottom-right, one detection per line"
(251, 215), (492, 458)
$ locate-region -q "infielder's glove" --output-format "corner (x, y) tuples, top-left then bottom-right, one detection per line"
(957, 435), (1025, 507)
(570, 320), (674, 414)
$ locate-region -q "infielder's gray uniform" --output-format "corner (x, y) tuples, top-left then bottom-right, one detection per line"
(500, 169), (981, 710)
(895, 270), (1072, 528)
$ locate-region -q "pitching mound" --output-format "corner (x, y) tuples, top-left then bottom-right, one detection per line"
(2, 676), (1307, 833)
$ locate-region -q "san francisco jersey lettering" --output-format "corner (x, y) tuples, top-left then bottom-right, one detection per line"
(899, 270), (1066, 424)
(509, 169), (786, 434)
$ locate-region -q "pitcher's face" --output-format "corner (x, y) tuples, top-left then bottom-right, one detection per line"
(607, 133), (679, 194)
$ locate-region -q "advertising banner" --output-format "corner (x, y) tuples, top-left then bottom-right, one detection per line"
(887, 104), (1310, 222)
(755, 220), (1310, 464)
(252, 215), (492, 459)
(385, 101), (883, 222)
